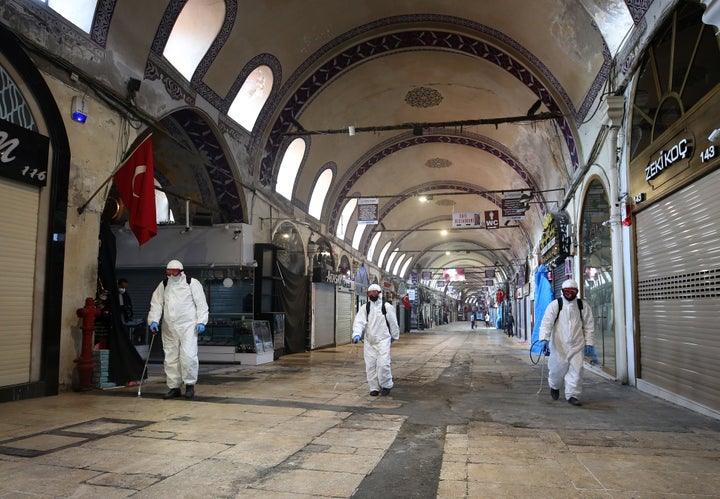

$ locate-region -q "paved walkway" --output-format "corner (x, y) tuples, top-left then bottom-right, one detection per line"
(0, 324), (719, 498)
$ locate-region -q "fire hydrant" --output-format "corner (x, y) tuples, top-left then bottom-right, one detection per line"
(75, 297), (99, 391)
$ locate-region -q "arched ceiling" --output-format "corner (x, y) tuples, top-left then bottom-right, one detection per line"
(71, 0), (644, 294)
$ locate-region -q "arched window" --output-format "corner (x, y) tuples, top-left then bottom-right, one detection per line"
(367, 232), (382, 263)
(336, 198), (357, 239)
(377, 241), (392, 269)
(309, 169), (333, 219)
(163, 0), (225, 81)
(46, 0), (97, 32)
(581, 179), (614, 372)
(351, 223), (367, 250)
(154, 179), (175, 224)
(228, 65), (273, 131)
(275, 138), (306, 200)
(393, 254), (406, 276)
(385, 249), (398, 273)
(630, 2), (720, 158)
(400, 257), (413, 278)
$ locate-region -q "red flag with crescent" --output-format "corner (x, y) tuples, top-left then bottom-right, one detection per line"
(114, 135), (157, 245)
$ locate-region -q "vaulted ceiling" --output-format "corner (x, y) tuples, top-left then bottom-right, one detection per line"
(14, 0), (649, 294)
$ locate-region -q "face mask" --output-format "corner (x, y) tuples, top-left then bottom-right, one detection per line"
(168, 274), (184, 283)
(368, 294), (379, 302)
(118, 288), (126, 294)
(562, 289), (578, 301)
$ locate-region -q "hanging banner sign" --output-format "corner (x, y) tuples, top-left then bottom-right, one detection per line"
(502, 192), (529, 220)
(0, 118), (49, 187)
(443, 268), (465, 281)
(357, 197), (379, 225)
(452, 212), (480, 227)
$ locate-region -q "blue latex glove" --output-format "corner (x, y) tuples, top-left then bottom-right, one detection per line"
(150, 322), (159, 333)
(352, 335), (360, 344)
(390, 337), (396, 344)
(585, 345), (599, 364)
(539, 339), (550, 356)
(196, 323), (206, 334)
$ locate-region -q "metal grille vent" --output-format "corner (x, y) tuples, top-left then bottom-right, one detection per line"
(638, 268), (720, 300)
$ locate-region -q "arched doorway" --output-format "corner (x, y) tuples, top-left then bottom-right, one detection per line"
(580, 179), (615, 373)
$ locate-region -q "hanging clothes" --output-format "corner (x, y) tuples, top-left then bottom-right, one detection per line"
(530, 263), (554, 354)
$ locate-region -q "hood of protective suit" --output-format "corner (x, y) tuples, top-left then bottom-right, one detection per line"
(167, 259), (184, 270)
(562, 279), (578, 289)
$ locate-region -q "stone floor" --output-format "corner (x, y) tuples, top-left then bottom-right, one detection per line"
(0, 323), (719, 498)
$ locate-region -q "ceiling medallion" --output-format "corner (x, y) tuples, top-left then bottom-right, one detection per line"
(405, 87), (443, 108)
(425, 157), (452, 168)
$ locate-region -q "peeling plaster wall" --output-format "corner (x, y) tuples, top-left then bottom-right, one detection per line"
(42, 75), (137, 388)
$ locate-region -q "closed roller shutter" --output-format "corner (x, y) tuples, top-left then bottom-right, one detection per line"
(0, 178), (39, 386)
(335, 288), (353, 346)
(636, 167), (720, 412)
(310, 282), (335, 349)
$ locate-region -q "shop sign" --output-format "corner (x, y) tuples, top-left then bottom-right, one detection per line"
(0, 118), (49, 187)
(645, 138), (691, 181)
(326, 272), (353, 289)
(539, 212), (571, 268)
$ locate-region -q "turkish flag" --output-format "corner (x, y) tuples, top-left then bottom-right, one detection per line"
(114, 135), (157, 245)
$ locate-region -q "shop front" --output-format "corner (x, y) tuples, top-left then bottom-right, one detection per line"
(627, 2), (720, 415)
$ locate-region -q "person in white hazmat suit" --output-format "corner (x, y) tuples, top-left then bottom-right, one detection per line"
(538, 279), (596, 406)
(352, 284), (400, 396)
(148, 260), (209, 400)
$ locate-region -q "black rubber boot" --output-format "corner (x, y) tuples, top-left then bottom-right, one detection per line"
(184, 385), (195, 399)
(163, 388), (182, 399)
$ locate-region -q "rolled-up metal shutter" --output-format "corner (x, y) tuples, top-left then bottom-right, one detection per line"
(0, 178), (39, 386)
(636, 167), (720, 412)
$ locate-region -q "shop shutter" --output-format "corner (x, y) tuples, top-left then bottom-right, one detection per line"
(636, 167), (720, 412)
(335, 288), (353, 346)
(0, 178), (39, 386)
(310, 282), (335, 349)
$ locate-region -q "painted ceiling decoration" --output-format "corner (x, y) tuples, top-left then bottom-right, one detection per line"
(259, 20), (596, 185)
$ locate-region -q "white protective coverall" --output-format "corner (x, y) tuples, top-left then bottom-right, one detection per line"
(148, 273), (209, 389)
(352, 299), (400, 392)
(538, 297), (595, 400)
